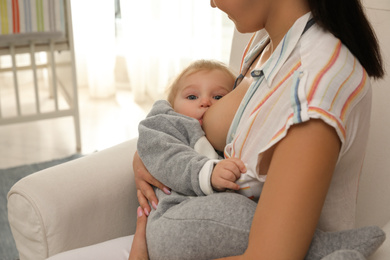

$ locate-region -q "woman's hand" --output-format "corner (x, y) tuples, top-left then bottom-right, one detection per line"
(128, 207), (149, 260)
(133, 151), (171, 216)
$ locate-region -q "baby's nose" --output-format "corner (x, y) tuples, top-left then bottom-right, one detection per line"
(200, 98), (212, 107)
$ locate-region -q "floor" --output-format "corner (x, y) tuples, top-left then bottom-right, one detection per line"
(0, 80), (152, 169)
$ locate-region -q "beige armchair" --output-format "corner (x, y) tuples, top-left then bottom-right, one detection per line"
(6, 137), (390, 260)
(7, 139), (138, 260)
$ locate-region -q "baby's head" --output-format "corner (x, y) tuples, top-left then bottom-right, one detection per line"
(167, 60), (236, 125)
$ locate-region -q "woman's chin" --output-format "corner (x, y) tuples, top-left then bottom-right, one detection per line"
(235, 26), (252, 34)
(233, 22), (263, 34)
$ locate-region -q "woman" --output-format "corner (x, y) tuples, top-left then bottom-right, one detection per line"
(131, 0), (384, 259)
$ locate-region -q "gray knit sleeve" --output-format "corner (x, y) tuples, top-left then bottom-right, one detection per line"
(137, 100), (209, 196)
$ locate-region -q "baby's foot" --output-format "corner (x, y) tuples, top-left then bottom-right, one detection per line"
(321, 250), (365, 260)
(305, 226), (385, 260)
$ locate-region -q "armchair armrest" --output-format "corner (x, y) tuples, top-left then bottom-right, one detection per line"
(7, 139), (138, 260)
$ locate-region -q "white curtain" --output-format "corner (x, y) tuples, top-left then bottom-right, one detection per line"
(71, 0), (234, 101)
(71, 0), (116, 98)
(120, 0), (234, 103)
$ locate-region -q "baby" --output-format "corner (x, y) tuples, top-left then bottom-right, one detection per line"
(138, 59), (248, 197)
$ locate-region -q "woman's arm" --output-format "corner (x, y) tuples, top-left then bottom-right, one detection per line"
(128, 207), (149, 260)
(220, 119), (340, 259)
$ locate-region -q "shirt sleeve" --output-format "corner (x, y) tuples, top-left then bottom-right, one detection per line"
(259, 33), (371, 154)
(289, 48), (371, 157)
(137, 100), (210, 196)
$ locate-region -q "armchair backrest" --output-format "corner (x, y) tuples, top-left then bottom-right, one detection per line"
(355, 3), (390, 228)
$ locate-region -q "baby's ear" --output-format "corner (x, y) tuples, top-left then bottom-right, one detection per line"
(305, 226), (385, 259)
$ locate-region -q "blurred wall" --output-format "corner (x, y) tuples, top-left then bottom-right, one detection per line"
(356, 1), (390, 228)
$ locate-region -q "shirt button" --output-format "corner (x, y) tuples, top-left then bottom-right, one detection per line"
(251, 70), (262, 77)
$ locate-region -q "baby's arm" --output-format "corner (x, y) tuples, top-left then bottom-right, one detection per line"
(138, 100), (213, 196)
(211, 158), (247, 191)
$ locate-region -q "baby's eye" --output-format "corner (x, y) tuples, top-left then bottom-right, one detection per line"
(213, 95), (224, 100)
(187, 95), (198, 100)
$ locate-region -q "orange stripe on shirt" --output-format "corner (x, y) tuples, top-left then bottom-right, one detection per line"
(340, 68), (368, 121)
(330, 58), (357, 111)
(250, 61), (301, 116)
(270, 107), (346, 144)
(237, 110), (260, 158)
(270, 113), (294, 143)
(307, 41), (342, 103)
(239, 33), (257, 73)
(231, 131), (242, 158)
(309, 107), (346, 139)
(237, 79), (291, 158)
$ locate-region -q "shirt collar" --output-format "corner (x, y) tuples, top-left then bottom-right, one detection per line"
(240, 12), (312, 88)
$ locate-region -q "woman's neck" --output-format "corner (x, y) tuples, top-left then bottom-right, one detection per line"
(264, 0), (310, 54)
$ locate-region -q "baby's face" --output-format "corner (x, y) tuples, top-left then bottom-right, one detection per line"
(173, 69), (233, 125)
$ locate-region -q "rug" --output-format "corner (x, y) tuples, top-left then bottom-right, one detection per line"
(0, 154), (83, 260)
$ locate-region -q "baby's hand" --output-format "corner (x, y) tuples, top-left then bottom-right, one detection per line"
(211, 158), (247, 192)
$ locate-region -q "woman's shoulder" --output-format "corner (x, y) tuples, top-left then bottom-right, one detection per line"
(300, 24), (366, 82)
(283, 24), (372, 146)
(298, 24), (371, 108)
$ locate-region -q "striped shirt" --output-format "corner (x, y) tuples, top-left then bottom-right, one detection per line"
(226, 12), (372, 231)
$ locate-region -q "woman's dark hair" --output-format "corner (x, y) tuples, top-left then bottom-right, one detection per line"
(308, 0), (384, 79)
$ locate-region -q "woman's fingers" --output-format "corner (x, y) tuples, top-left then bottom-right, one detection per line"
(136, 170), (169, 211)
(142, 169), (171, 195)
(136, 189), (152, 216)
(134, 152), (171, 195)
(133, 151), (171, 214)
(128, 207), (149, 260)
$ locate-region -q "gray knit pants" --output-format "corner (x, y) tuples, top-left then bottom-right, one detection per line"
(146, 191), (254, 260)
(146, 190), (384, 260)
